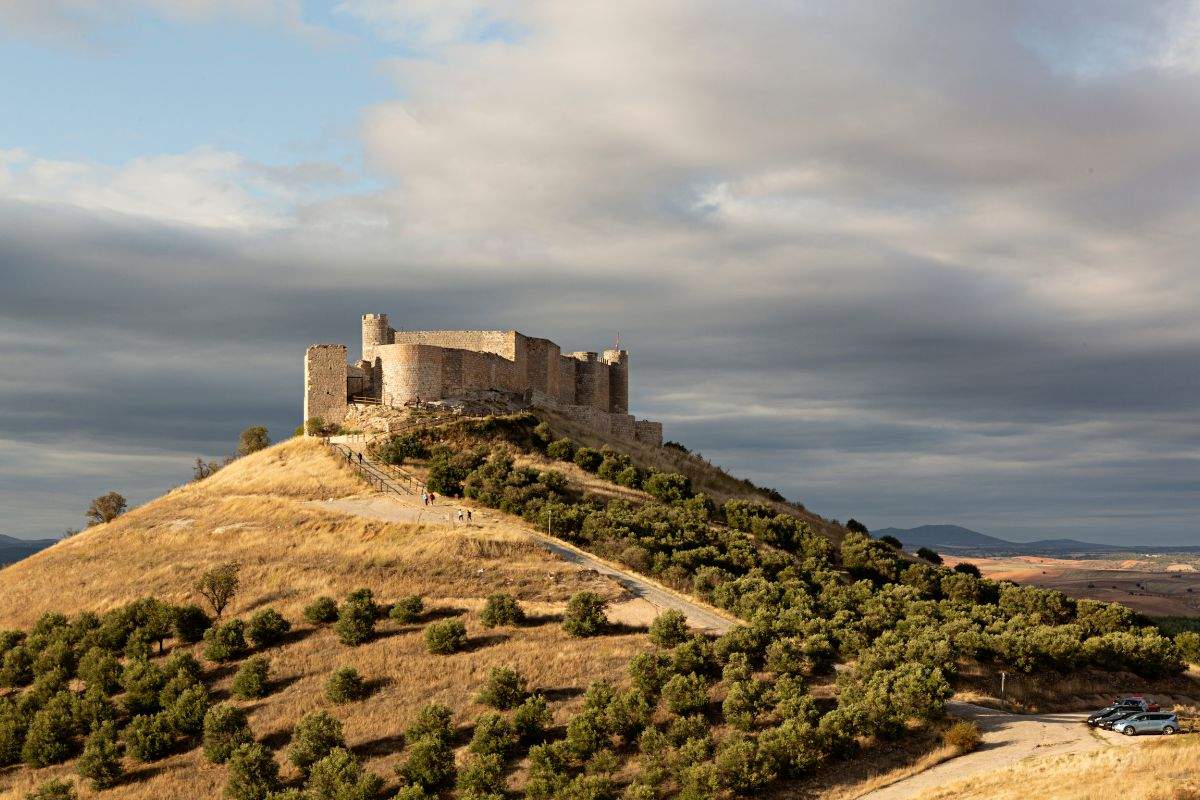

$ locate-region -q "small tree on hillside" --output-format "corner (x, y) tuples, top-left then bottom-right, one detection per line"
(916, 547), (943, 565)
(195, 562), (240, 617)
(85, 492), (127, 526)
(237, 426), (271, 457)
(563, 592), (608, 637)
(76, 721), (122, 790)
(288, 711), (346, 776)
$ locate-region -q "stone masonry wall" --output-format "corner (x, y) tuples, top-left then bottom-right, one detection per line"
(634, 420), (663, 446)
(603, 349), (628, 414)
(304, 344), (348, 431)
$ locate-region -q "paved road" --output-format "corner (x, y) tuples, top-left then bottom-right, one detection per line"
(859, 701), (1138, 800)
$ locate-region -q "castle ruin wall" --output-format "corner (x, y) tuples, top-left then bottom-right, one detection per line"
(304, 344), (348, 428)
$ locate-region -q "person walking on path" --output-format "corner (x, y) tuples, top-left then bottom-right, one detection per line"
(466, 509), (473, 523)
(421, 490), (428, 506)
(456, 510), (464, 523)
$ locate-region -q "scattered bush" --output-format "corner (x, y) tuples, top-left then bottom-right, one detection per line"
(375, 433), (428, 465)
(166, 683), (210, 737)
(649, 610), (690, 649)
(916, 546), (942, 565)
(513, 694), (552, 744)
(76, 722), (122, 790)
(480, 593), (525, 628)
(468, 712), (517, 759)
(335, 593), (377, 646)
(23, 694), (76, 767)
(390, 595), (424, 624)
(573, 448), (603, 472)
(86, 491), (127, 526)
(398, 735), (456, 790)
(247, 608), (291, 648)
(662, 673), (709, 716)
(406, 704), (454, 744)
(232, 656), (271, 700)
(476, 666), (528, 710)
(425, 619), (468, 654)
(547, 438), (576, 461)
(237, 426), (271, 457)
(77, 646), (121, 694)
(304, 597), (339, 625)
(458, 753), (506, 797)
(644, 472), (692, 504)
(204, 619), (249, 662)
(325, 667), (368, 704)
(305, 747), (384, 800)
(943, 720), (981, 752)
(226, 742), (281, 800)
(124, 713), (173, 762)
(24, 779), (77, 800)
(563, 592), (608, 637)
(953, 562), (982, 578)
(203, 703), (253, 763)
(288, 711), (345, 775)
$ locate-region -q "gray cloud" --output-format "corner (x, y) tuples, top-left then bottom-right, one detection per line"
(2, 2), (1198, 544)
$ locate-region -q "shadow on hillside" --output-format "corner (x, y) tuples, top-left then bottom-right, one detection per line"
(523, 612), (564, 626)
(278, 626), (320, 646)
(424, 606), (469, 621)
(352, 732), (407, 759)
(123, 761), (174, 785)
(363, 676), (393, 697)
(541, 686), (585, 702)
(465, 633), (510, 652)
(603, 622), (650, 636)
(261, 727), (293, 750)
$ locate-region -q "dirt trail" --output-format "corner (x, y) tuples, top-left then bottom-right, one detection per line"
(860, 702), (1144, 800)
(313, 442), (738, 635)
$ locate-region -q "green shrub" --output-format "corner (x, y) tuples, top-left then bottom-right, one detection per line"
(392, 785), (433, 800)
(662, 673), (709, 716)
(22, 693), (76, 767)
(203, 619), (249, 662)
(714, 732), (775, 792)
(564, 709), (609, 761)
(1177, 631), (1200, 664)
(406, 704), (454, 744)
(644, 472), (692, 504)
(375, 433), (428, 465)
(628, 651), (671, 696)
(305, 747), (384, 800)
(124, 713), (173, 762)
(953, 561), (982, 577)
(0, 645), (33, 687)
(649, 610), (690, 649)
(77, 647), (121, 694)
(166, 683), (210, 737)
(398, 735), (456, 790)
(304, 597), (339, 625)
(943, 720), (981, 752)
(325, 667), (368, 704)
(573, 448), (603, 472)
(226, 742), (282, 800)
(172, 604), (212, 643)
(0, 699), (28, 766)
(288, 711), (345, 775)
(424, 619), (468, 654)
(670, 635), (717, 677)
(163, 650), (204, 682)
(547, 438), (576, 461)
(916, 546), (942, 564)
(457, 753), (505, 796)
(247, 608), (291, 648)
(468, 712), (517, 758)
(390, 595), (424, 624)
(476, 666), (528, 709)
(232, 656), (271, 700)
(203, 703), (252, 763)
(513, 694), (551, 744)
(335, 596), (376, 646)
(480, 593), (525, 628)
(839, 531), (900, 582)
(75, 688), (116, 734)
(77, 721), (122, 790)
(722, 680), (764, 730)
(563, 592), (608, 637)
(23, 779), (76, 800)
(605, 689), (652, 741)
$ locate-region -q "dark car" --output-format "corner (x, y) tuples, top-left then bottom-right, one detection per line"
(1088, 704), (1140, 726)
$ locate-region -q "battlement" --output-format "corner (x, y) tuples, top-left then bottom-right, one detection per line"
(305, 316), (659, 444)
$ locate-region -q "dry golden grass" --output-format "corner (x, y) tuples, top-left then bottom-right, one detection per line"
(0, 437), (647, 798)
(914, 735), (1200, 800)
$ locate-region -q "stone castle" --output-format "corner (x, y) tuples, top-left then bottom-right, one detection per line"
(304, 314), (663, 445)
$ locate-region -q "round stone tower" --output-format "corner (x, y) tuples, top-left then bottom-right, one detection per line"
(361, 313), (391, 361)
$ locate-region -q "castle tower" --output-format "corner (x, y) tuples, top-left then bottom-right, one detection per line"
(361, 313), (391, 361)
(602, 349), (629, 414)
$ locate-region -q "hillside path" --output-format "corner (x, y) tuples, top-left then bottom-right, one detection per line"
(859, 702), (1142, 800)
(319, 436), (738, 634)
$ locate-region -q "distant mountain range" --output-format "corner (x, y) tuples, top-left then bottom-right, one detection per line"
(874, 524), (1200, 556)
(0, 534), (58, 566)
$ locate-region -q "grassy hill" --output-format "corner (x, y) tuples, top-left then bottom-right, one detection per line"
(0, 412), (1196, 800)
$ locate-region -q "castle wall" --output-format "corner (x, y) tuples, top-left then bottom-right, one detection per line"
(556, 356), (577, 405)
(304, 344), (348, 430)
(634, 420), (663, 446)
(378, 343), (444, 405)
(391, 330), (518, 360)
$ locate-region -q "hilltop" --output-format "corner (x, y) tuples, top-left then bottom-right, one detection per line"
(876, 524), (1200, 557)
(0, 411), (1196, 800)
(0, 536), (57, 568)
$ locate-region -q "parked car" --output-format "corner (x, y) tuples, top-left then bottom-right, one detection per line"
(1115, 696), (1160, 712)
(1098, 710), (1140, 730)
(1088, 704), (1140, 726)
(1113, 713), (1179, 736)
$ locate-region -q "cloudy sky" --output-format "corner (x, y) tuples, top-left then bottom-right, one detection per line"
(1, 1), (1198, 545)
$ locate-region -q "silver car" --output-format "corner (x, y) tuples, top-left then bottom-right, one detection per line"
(1112, 712), (1179, 736)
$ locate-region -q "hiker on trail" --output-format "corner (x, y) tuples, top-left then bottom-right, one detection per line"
(421, 490), (428, 506)
(429, 492), (437, 504)
(456, 510), (464, 523)
(356, 452), (363, 465)
(466, 509), (473, 523)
